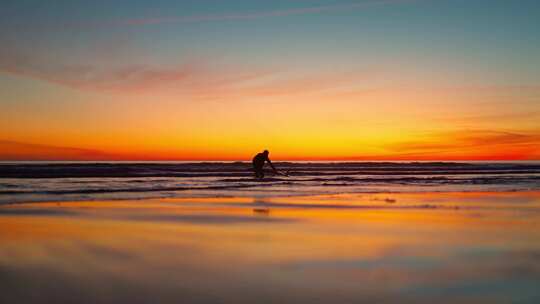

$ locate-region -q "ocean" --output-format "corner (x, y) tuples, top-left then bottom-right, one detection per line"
(1, 161), (539, 204)
(2, 162), (540, 303)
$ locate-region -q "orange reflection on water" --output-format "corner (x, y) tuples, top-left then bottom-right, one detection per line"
(1, 192), (540, 303)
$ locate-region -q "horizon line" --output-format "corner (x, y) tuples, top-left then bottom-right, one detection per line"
(1, 159), (538, 163)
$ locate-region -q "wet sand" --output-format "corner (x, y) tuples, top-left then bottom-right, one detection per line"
(1, 192), (540, 303)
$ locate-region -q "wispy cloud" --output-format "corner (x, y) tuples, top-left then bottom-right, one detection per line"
(383, 130), (540, 160)
(437, 111), (540, 125)
(0, 140), (114, 161)
(0, 50), (268, 95)
(117, 0), (414, 26)
(0, 0), (417, 32)
(0, 49), (367, 98)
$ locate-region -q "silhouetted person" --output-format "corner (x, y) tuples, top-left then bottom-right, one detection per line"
(252, 150), (277, 178)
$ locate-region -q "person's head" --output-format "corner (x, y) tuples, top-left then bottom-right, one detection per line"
(263, 150), (269, 156)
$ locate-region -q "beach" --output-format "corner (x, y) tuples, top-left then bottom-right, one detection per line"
(1, 190), (540, 303)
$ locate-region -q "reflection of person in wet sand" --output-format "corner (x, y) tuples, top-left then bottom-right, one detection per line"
(252, 150), (277, 178)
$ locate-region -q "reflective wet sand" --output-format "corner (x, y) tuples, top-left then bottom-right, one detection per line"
(1, 192), (540, 303)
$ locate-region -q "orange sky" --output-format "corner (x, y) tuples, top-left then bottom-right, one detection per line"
(1, 71), (539, 160)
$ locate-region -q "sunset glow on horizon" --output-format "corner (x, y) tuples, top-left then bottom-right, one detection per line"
(1, 0), (539, 161)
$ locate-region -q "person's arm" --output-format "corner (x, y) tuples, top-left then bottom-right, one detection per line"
(266, 157), (277, 172)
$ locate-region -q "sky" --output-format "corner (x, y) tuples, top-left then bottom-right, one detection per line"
(1, 0), (539, 160)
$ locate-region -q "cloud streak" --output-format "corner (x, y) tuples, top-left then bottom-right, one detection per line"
(437, 111), (540, 125)
(0, 49), (367, 98)
(0, 140), (115, 161)
(383, 130), (540, 160)
(0, 50), (266, 95)
(117, 0), (414, 26)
